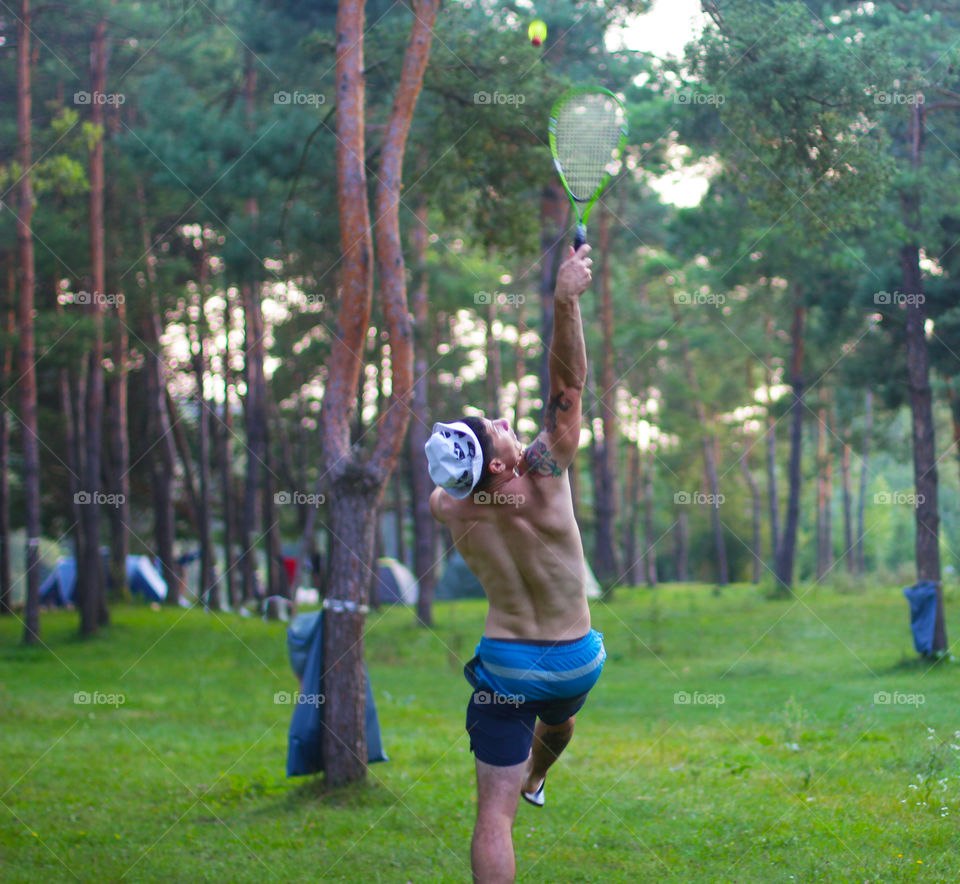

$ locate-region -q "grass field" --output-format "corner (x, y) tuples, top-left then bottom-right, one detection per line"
(1, 582), (958, 883)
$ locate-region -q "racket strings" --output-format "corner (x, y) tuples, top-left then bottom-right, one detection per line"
(553, 94), (625, 201)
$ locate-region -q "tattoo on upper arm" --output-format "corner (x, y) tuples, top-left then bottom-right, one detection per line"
(544, 392), (573, 434)
(525, 439), (563, 477)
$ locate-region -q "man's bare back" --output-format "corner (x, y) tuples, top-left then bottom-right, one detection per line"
(431, 449), (590, 641)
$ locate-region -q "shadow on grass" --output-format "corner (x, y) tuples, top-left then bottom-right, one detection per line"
(881, 653), (957, 676)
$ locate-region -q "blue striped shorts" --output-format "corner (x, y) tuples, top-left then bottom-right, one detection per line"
(463, 630), (606, 766)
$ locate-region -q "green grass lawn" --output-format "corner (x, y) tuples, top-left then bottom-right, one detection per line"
(1, 582), (958, 883)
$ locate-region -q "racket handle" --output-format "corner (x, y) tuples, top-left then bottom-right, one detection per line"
(574, 223), (586, 250)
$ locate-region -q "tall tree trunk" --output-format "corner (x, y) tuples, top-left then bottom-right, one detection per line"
(79, 17), (109, 634)
(840, 431), (854, 575)
(538, 181), (569, 411)
(136, 178), (178, 603)
(107, 266), (130, 603)
(485, 300), (502, 417)
(674, 507), (688, 582)
(593, 203), (618, 589)
(0, 268), (13, 615)
(219, 329), (239, 608)
(815, 395), (830, 580)
(901, 240), (946, 653)
(900, 99), (945, 653)
(192, 275), (217, 609)
(740, 430), (762, 585)
(408, 197), (437, 627)
(514, 314), (527, 429)
(945, 383), (960, 513)
(855, 389), (872, 575)
(321, 0), (438, 785)
(17, 0), (42, 641)
(764, 317), (780, 563)
(643, 446), (657, 587)
(240, 48), (265, 603)
(774, 298), (805, 593)
(622, 427), (639, 587)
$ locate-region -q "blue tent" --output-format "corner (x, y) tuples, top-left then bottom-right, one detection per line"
(39, 558), (77, 606)
(39, 555), (168, 605)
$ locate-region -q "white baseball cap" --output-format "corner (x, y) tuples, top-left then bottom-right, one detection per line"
(424, 421), (484, 499)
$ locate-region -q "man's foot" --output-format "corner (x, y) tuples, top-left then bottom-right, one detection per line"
(521, 779), (545, 808)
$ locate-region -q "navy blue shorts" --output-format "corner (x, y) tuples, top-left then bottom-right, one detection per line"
(465, 687), (590, 767)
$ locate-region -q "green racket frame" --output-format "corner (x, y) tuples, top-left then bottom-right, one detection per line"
(548, 85), (629, 249)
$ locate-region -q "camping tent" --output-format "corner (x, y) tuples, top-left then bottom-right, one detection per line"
(39, 558), (77, 606)
(39, 555), (168, 606)
(375, 557), (418, 605)
(435, 549), (601, 600)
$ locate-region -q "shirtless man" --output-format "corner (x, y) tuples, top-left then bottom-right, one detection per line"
(425, 245), (606, 884)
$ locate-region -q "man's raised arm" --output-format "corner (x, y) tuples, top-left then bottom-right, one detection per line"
(523, 245), (593, 476)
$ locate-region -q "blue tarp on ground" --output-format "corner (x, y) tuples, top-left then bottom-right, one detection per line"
(286, 611), (387, 777)
(39, 555), (168, 605)
(903, 580), (939, 656)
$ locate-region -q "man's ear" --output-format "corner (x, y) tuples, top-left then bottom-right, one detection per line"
(487, 457), (506, 476)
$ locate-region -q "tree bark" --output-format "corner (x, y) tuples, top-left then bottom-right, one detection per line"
(593, 203), (619, 590)
(106, 251), (130, 603)
(901, 241), (946, 653)
(408, 197), (436, 627)
(17, 0), (42, 641)
(136, 177), (178, 603)
(78, 17), (109, 634)
(947, 383), (960, 495)
(219, 293), (238, 609)
(321, 0), (439, 785)
(740, 430), (762, 585)
(622, 431), (640, 587)
(774, 299), (805, 593)
(815, 393), (833, 581)
(764, 316), (780, 564)
(674, 506), (688, 582)
(191, 266), (217, 609)
(855, 389), (872, 574)
(0, 268), (13, 615)
(538, 182), (570, 412)
(840, 432), (854, 574)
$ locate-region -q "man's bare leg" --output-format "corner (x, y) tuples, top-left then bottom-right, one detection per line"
(472, 758), (526, 883)
(522, 715), (575, 795)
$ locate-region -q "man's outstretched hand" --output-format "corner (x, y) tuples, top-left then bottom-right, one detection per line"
(555, 244), (593, 301)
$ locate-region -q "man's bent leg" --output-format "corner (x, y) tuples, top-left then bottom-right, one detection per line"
(522, 715), (575, 794)
(472, 758), (526, 884)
